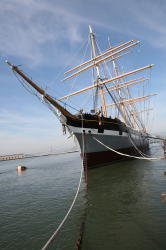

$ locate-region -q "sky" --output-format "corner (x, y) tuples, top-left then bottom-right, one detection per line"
(0, 0), (166, 155)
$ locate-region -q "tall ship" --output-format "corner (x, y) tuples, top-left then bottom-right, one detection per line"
(6, 26), (156, 168)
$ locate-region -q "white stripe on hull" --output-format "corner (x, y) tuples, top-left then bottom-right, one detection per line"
(67, 125), (149, 154)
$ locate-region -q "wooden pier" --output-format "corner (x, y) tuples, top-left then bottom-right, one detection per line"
(0, 154), (25, 161)
(0, 150), (78, 161)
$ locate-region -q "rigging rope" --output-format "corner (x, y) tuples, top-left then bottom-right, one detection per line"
(45, 37), (89, 95)
(13, 70), (81, 114)
(93, 136), (164, 161)
(66, 38), (90, 105)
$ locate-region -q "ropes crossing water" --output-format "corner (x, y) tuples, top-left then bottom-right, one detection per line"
(127, 133), (151, 158)
(93, 137), (164, 161)
(40, 116), (85, 250)
(40, 165), (84, 250)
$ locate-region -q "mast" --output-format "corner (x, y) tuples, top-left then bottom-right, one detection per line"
(89, 25), (107, 117)
(107, 37), (151, 131)
(58, 65), (153, 100)
(108, 37), (126, 121)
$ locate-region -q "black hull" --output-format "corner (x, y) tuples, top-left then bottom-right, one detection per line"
(81, 144), (149, 169)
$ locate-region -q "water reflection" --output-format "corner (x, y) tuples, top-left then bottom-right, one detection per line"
(82, 158), (166, 250)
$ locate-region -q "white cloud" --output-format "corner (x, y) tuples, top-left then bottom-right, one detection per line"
(0, 110), (46, 125)
(150, 91), (166, 134)
(0, 130), (74, 155)
(0, 110), (54, 133)
(1, 0), (166, 66)
(0, 109), (75, 154)
(0, 0), (83, 65)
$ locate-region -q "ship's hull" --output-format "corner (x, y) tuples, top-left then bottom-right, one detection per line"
(67, 125), (149, 168)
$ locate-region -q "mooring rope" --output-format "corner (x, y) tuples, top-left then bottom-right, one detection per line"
(40, 117), (85, 250)
(40, 165), (83, 250)
(127, 133), (150, 158)
(93, 137), (164, 161)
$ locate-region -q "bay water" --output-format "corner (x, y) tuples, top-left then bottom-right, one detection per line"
(0, 152), (85, 250)
(82, 150), (166, 250)
(1, 149), (166, 250)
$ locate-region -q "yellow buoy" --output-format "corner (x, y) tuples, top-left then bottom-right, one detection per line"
(16, 165), (27, 172)
(160, 192), (166, 203)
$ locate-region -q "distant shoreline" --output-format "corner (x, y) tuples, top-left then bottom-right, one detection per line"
(0, 150), (79, 161)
